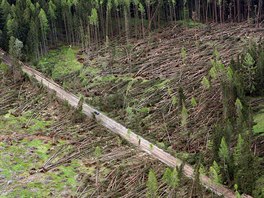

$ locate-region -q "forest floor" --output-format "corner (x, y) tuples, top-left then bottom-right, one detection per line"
(35, 22), (264, 162)
(0, 71), (218, 197)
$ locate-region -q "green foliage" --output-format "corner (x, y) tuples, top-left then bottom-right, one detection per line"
(167, 87), (178, 106)
(218, 137), (229, 163)
(94, 146), (102, 158)
(146, 169), (158, 198)
(0, 110), (52, 135)
(234, 184), (241, 198)
(0, 137), (80, 197)
(0, 62), (9, 74)
(199, 164), (206, 175)
(191, 97), (197, 107)
(149, 143), (154, 150)
(89, 8), (99, 26)
(162, 168), (179, 189)
(241, 52), (256, 94)
(233, 42), (264, 96)
(233, 134), (244, 167)
(156, 141), (165, 149)
(177, 20), (203, 28)
(253, 177), (264, 198)
(9, 36), (23, 59)
(213, 48), (220, 60)
(226, 66), (234, 81)
(209, 161), (222, 184)
(201, 76), (210, 89)
(37, 46), (83, 80)
(127, 129), (132, 137)
(209, 65), (217, 79)
(253, 111), (264, 135)
(233, 133), (256, 194)
(181, 47), (187, 63)
(235, 98), (243, 110)
(48, 0), (57, 20)
(181, 104), (188, 127)
(39, 9), (49, 33)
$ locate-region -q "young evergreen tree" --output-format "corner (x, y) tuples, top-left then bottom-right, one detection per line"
(9, 36), (23, 60)
(147, 169), (158, 198)
(233, 133), (256, 194)
(8, 36), (23, 82)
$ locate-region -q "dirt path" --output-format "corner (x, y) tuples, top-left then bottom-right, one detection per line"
(0, 48), (251, 198)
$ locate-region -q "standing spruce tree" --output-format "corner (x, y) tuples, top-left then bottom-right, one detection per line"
(48, 0), (57, 44)
(8, 36), (23, 82)
(38, 8), (49, 55)
(233, 133), (256, 194)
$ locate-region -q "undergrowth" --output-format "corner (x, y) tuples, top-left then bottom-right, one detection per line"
(36, 46), (83, 80)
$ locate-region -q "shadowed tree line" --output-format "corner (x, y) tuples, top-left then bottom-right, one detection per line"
(1, 0), (264, 60)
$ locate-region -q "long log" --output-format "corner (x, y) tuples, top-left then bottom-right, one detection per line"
(0, 48), (251, 198)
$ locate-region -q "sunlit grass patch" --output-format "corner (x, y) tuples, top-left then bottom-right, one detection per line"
(0, 111), (52, 135)
(37, 46), (83, 80)
(0, 139), (81, 197)
(253, 112), (264, 135)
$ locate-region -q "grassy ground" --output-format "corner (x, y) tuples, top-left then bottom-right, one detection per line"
(37, 46), (83, 80)
(253, 104), (264, 135)
(0, 111), (82, 197)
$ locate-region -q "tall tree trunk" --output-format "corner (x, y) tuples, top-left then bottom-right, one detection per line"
(63, 13), (69, 43)
(219, 3), (222, 24)
(257, 0), (262, 27)
(206, 1), (209, 23)
(106, 9), (109, 43)
(141, 13), (145, 39)
(237, 0), (240, 22)
(124, 5), (129, 44)
(214, 0), (218, 22)
(134, 4), (139, 38)
(247, 0), (251, 22)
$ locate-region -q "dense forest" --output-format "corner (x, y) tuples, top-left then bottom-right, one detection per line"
(1, 0), (264, 197)
(1, 0), (264, 60)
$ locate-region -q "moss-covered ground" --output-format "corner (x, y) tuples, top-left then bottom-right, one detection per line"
(253, 104), (264, 135)
(0, 110), (85, 197)
(37, 46), (83, 80)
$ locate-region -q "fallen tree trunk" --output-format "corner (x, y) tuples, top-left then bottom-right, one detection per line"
(0, 48), (251, 198)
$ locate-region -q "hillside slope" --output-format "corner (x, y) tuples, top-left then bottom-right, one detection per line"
(37, 23), (263, 153)
(0, 59), (222, 197)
